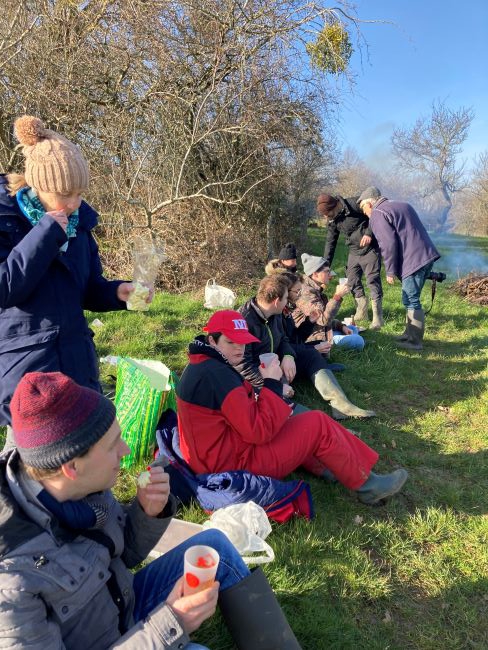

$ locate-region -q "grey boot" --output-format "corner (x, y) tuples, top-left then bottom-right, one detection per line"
(354, 295), (369, 321)
(395, 312), (410, 341)
(397, 309), (425, 350)
(312, 369), (376, 419)
(219, 567), (302, 649)
(356, 469), (408, 505)
(370, 298), (384, 330)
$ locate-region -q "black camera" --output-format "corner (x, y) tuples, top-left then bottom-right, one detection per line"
(428, 271), (446, 282)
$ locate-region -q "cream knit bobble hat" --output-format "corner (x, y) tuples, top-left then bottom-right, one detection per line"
(14, 115), (89, 194)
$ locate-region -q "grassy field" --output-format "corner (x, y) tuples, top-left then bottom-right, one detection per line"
(3, 230), (488, 649)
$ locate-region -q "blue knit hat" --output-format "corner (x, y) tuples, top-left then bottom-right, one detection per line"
(11, 372), (116, 469)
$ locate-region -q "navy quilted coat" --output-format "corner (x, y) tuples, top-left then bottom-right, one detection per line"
(0, 175), (126, 424)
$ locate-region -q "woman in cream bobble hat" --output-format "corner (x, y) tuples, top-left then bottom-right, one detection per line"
(0, 116), (142, 448)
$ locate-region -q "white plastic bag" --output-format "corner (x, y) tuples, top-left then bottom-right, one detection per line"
(202, 502), (275, 565)
(204, 279), (236, 309)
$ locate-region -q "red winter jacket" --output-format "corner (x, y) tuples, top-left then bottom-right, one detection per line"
(176, 337), (292, 474)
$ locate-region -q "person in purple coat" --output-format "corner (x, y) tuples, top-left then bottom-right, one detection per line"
(0, 115), (146, 447)
(358, 187), (441, 350)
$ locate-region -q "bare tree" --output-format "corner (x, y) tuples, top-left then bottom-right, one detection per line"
(0, 0), (362, 287)
(391, 100), (474, 231)
(451, 152), (488, 236)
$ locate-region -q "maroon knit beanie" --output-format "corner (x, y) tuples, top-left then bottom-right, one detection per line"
(317, 193), (339, 215)
(11, 372), (116, 469)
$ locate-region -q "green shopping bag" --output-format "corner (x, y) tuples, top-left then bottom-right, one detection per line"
(115, 358), (176, 469)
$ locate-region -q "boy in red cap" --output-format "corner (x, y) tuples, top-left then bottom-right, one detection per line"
(176, 310), (408, 504)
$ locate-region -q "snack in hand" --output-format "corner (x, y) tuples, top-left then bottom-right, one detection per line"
(127, 282), (150, 311)
(137, 470), (151, 488)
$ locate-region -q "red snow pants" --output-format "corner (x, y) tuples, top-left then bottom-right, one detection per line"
(245, 410), (379, 490)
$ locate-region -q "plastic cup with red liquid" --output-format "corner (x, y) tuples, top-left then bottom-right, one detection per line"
(183, 545), (220, 596)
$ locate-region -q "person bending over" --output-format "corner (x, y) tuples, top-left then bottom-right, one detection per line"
(358, 186), (441, 350)
(317, 193), (383, 329)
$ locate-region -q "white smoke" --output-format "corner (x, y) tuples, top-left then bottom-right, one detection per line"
(434, 234), (488, 278)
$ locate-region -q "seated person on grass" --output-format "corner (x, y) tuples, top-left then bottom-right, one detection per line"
(237, 274), (375, 419)
(264, 242), (298, 274)
(0, 371), (301, 650)
(176, 309), (407, 505)
(293, 253), (365, 351)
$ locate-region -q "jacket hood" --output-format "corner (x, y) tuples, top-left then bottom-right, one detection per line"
(188, 335), (233, 365)
(0, 450), (44, 559)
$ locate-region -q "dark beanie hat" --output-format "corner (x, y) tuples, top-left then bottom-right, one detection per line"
(278, 242), (297, 261)
(317, 194), (339, 215)
(11, 372), (116, 469)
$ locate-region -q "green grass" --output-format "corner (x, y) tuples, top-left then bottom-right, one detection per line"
(3, 229), (487, 649)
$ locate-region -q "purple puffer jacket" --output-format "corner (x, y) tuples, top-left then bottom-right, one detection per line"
(369, 198), (440, 279)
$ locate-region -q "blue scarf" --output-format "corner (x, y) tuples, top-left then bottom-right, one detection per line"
(37, 489), (109, 531)
(16, 187), (79, 252)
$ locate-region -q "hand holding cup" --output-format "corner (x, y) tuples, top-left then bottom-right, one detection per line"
(258, 353), (282, 381)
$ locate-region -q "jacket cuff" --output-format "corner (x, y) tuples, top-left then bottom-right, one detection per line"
(147, 604), (190, 649)
(262, 377), (284, 397)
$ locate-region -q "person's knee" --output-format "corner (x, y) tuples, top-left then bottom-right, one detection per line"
(193, 528), (233, 552)
(349, 335), (365, 350)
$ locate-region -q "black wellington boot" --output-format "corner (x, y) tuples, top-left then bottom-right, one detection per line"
(219, 567), (302, 649)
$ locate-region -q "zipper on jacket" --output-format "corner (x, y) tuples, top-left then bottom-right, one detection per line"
(264, 321), (274, 352)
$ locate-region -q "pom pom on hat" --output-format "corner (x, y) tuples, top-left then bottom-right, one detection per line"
(14, 116), (47, 147)
(12, 114), (90, 194)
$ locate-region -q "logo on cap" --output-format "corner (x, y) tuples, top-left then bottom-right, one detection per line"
(232, 319), (248, 330)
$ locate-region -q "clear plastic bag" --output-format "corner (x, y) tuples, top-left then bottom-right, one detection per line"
(202, 502), (275, 565)
(127, 240), (166, 311)
(203, 279), (236, 309)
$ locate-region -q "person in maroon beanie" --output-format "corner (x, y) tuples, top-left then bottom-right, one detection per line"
(0, 371), (303, 649)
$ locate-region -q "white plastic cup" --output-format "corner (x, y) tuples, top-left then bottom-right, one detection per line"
(338, 277), (348, 286)
(259, 352), (279, 368)
(183, 545), (220, 596)
(343, 317), (353, 326)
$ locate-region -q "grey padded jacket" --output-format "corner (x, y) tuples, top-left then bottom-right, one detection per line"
(0, 449), (190, 649)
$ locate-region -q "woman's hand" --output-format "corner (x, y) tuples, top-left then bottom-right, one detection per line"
(334, 284), (350, 298)
(282, 384), (294, 398)
(314, 341), (332, 354)
(117, 282), (155, 304)
(166, 578), (219, 634)
(46, 210), (68, 232)
(280, 356), (296, 383)
(137, 466), (170, 517)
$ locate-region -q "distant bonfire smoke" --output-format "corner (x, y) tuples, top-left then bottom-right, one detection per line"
(434, 233), (488, 278)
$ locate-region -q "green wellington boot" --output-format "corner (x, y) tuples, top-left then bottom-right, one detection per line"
(354, 295), (369, 321)
(357, 469), (409, 505)
(312, 369), (376, 419)
(370, 298), (384, 330)
(397, 309), (425, 350)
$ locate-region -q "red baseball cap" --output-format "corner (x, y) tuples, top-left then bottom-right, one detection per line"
(203, 310), (261, 344)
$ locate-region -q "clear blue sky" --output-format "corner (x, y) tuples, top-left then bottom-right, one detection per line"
(336, 0), (488, 171)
